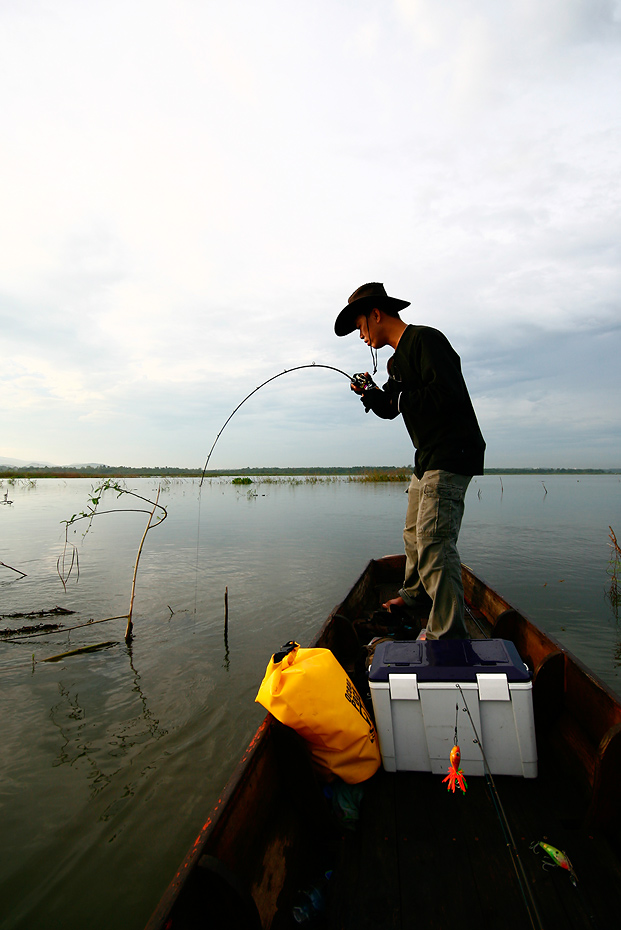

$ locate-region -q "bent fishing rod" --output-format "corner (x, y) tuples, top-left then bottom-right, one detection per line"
(199, 363), (365, 486)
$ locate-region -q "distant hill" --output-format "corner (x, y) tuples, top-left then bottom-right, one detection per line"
(0, 456), (56, 467)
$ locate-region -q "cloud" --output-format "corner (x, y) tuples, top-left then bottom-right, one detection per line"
(0, 1), (619, 467)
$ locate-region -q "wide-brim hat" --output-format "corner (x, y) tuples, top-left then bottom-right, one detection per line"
(334, 282), (410, 336)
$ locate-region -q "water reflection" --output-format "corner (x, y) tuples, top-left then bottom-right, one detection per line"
(223, 586), (230, 671)
(47, 646), (169, 807)
(127, 647), (169, 744)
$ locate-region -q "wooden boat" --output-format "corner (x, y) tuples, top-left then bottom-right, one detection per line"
(145, 556), (621, 930)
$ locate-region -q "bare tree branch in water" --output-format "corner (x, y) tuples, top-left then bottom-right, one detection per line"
(58, 480), (167, 642)
(0, 560), (27, 578)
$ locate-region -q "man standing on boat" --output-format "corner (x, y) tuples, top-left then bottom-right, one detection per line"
(335, 282), (485, 640)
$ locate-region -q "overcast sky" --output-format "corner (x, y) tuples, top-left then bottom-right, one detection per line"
(1, 0), (620, 469)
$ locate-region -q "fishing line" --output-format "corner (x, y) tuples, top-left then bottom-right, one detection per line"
(455, 684), (544, 930)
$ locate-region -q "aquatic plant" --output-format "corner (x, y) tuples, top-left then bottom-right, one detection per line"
(352, 469), (410, 483)
(59, 479), (167, 642)
(226, 470), (411, 486)
(606, 526), (620, 620)
(253, 475), (338, 485)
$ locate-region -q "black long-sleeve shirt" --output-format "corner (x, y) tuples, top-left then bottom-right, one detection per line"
(362, 324), (485, 478)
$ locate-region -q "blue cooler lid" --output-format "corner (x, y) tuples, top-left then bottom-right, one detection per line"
(368, 639), (531, 683)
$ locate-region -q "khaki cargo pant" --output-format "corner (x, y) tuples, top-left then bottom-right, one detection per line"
(399, 469), (471, 640)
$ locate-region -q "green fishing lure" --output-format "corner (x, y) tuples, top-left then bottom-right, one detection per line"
(531, 840), (578, 886)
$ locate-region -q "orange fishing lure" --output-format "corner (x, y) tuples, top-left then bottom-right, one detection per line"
(442, 744), (468, 794)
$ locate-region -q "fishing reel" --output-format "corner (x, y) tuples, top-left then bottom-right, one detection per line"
(351, 372), (377, 393)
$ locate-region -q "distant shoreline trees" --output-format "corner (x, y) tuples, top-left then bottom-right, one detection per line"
(1, 464), (619, 479)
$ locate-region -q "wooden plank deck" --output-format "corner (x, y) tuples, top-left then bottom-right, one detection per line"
(327, 753), (621, 930)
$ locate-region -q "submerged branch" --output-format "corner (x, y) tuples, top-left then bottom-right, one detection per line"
(2, 615), (128, 643)
(0, 560), (27, 578)
(42, 641), (119, 662)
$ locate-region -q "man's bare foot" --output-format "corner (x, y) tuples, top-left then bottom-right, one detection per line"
(382, 596), (406, 612)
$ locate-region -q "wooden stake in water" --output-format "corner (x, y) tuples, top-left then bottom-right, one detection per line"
(223, 587), (230, 669)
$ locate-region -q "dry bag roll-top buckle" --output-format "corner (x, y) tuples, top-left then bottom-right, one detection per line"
(272, 641), (299, 664)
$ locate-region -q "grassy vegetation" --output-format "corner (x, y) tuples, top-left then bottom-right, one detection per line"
(354, 469), (412, 482)
(1, 464), (619, 480)
(482, 468), (621, 475)
(0, 464), (416, 480)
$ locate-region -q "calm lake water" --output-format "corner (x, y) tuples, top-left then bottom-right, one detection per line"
(1, 474), (620, 929)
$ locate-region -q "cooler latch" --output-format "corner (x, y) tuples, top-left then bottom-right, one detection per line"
(389, 673), (419, 700)
(477, 673), (510, 701)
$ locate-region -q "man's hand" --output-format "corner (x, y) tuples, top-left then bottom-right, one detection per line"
(350, 372), (377, 394)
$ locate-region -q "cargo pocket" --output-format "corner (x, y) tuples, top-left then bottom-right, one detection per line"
(418, 483), (465, 538)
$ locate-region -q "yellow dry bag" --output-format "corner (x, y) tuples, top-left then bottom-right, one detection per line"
(255, 641), (380, 784)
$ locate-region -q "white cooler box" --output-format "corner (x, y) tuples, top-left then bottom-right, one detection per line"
(369, 639), (537, 778)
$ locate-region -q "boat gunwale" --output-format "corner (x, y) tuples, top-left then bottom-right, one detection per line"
(144, 716), (274, 930)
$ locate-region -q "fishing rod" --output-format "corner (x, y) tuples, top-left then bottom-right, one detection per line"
(199, 363), (356, 486)
(456, 684), (545, 930)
